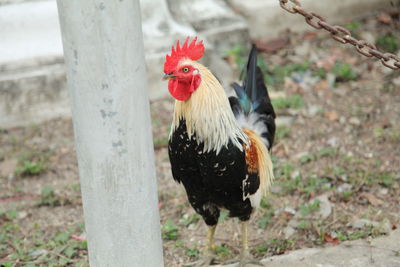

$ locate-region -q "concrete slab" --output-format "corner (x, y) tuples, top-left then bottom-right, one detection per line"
(216, 229), (400, 267)
(226, 0), (392, 40)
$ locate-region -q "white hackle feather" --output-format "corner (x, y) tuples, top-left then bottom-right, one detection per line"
(170, 59), (248, 154)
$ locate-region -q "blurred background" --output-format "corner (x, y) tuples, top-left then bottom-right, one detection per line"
(0, 0), (399, 266)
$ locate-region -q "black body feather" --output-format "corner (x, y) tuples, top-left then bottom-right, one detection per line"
(168, 120), (258, 225)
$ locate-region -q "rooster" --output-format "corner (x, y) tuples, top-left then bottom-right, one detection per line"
(164, 37), (276, 266)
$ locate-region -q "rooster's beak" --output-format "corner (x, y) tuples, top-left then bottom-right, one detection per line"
(163, 73), (176, 80)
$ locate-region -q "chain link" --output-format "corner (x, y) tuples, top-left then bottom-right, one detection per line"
(279, 0), (400, 70)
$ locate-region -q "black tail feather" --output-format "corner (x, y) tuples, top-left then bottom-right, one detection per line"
(229, 45), (276, 149)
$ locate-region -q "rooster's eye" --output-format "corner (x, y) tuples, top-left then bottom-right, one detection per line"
(182, 67), (189, 73)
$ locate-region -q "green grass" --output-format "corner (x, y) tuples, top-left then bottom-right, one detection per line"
(299, 199), (321, 216)
(15, 149), (52, 176)
(162, 220), (179, 240)
(332, 61), (358, 82)
(376, 34), (399, 53)
(185, 248), (200, 258)
(271, 94), (304, 110)
(344, 21), (361, 37)
(255, 239), (295, 256)
(275, 125), (291, 141)
(179, 214), (201, 227)
(215, 245), (231, 259)
(39, 186), (61, 207)
(0, 221), (88, 267)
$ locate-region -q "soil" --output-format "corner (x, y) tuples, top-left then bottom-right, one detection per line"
(1, 11), (399, 267)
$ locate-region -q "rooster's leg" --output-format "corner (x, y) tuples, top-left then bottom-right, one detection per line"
(239, 221), (263, 267)
(185, 225), (216, 267)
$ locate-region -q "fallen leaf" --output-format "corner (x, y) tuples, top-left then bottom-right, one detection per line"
(323, 233), (340, 246)
(303, 31), (318, 40)
(254, 38), (290, 53)
(315, 80), (329, 91)
(325, 111), (339, 122)
(71, 235), (87, 241)
(360, 193), (384, 206)
(377, 12), (393, 24)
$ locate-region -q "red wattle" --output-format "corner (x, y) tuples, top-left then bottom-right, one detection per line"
(168, 76), (201, 101)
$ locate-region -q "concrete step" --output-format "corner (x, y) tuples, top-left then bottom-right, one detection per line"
(0, 0), (243, 128)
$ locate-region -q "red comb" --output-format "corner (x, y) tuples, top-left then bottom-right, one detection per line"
(164, 37), (204, 73)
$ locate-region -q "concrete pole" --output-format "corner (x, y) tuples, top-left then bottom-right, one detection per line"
(56, 1), (164, 266)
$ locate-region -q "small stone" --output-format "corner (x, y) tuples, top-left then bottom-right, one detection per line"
(29, 249), (48, 258)
(360, 31), (376, 44)
(351, 219), (379, 229)
(18, 211), (28, 219)
(276, 116), (295, 127)
(315, 195), (332, 219)
(284, 207), (297, 215)
(288, 218), (300, 228)
(284, 226), (296, 238)
(336, 183), (352, 193)
(326, 137), (339, 147)
(308, 105), (322, 116)
(349, 117), (361, 126)
(379, 188), (389, 195)
(270, 185), (282, 194)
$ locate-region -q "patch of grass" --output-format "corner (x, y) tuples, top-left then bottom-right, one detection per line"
(258, 199), (275, 229)
(0, 223), (88, 267)
(225, 45), (246, 70)
(332, 61), (358, 82)
(275, 162), (295, 180)
(15, 160), (47, 176)
(0, 209), (18, 221)
(15, 150), (51, 176)
(179, 214), (201, 227)
(214, 245), (231, 259)
(344, 21), (361, 36)
(317, 147), (337, 158)
(313, 67), (327, 79)
(271, 94), (304, 110)
(376, 34), (399, 53)
(300, 199), (321, 216)
(162, 220), (179, 240)
(265, 62), (310, 85)
(185, 248), (200, 258)
(275, 125), (291, 140)
(255, 239), (295, 256)
(348, 170), (397, 189)
(298, 220), (312, 229)
(374, 127), (385, 137)
(39, 186), (61, 207)
(277, 171), (331, 197)
(299, 154), (316, 164)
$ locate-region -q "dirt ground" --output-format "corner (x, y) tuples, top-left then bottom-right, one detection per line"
(1, 10), (400, 267)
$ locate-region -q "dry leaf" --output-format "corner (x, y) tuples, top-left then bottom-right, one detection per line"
(361, 193), (384, 206)
(377, 12), (393, 24)
(323, 233), (340, 246)
(254, 38), (290, 53)
(315, 80), (329, 91)
(325, 111), (339, 121)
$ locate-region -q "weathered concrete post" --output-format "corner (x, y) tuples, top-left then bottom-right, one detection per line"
(56, 0), (164, 266)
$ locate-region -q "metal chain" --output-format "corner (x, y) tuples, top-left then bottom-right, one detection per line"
(279, 0), (400, 70)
